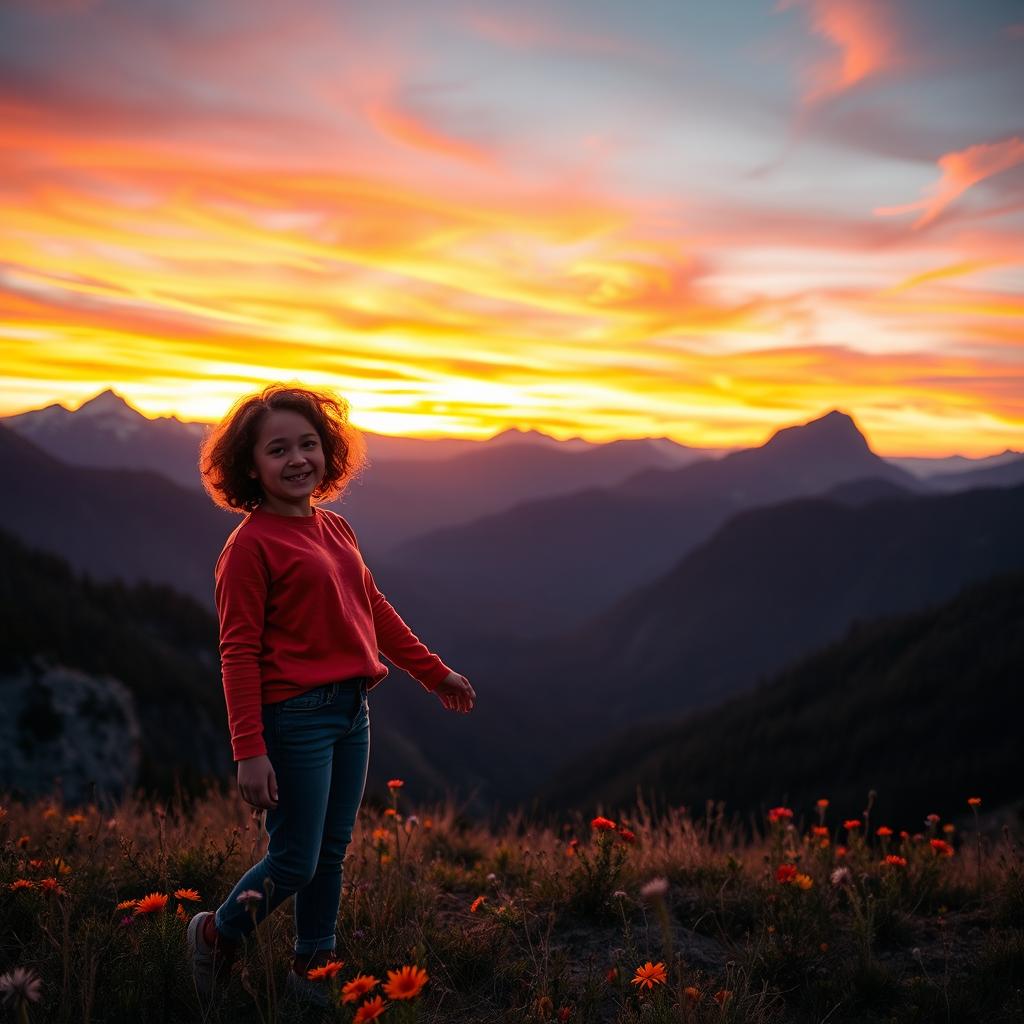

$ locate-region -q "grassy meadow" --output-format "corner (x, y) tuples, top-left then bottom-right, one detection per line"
(1, 781), (1022, 1023)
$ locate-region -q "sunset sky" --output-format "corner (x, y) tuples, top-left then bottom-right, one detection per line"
(1, 0), (1022, 455)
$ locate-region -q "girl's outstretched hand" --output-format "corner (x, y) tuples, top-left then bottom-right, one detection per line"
(237, 753), (279, 811)
(434, 670), (476, 713)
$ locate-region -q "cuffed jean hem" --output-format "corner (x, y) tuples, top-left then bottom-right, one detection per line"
(293, 934), (337, 956)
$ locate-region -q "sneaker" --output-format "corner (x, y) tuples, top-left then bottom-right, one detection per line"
(187, 910), (237, 999)
(284, 966), (331, 1008)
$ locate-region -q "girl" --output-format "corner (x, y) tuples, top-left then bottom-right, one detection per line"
(190, 382), (476, 1006)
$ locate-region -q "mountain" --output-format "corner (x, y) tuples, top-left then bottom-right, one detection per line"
(430, 479), (1024, 806)
(2, 389), (209, 491)
(538, 567), (1024, 828)
(386, 410), (929, 636)
(336, 434), (714, 553)
(0, 525), (231, 801)
(925, 454), (1024, 493)
(886, 449), (1023, 479)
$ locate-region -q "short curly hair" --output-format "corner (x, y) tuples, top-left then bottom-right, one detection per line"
(198, 382), (369, 513)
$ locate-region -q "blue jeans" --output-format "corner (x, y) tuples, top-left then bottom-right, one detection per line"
(214, 677), (371, 956)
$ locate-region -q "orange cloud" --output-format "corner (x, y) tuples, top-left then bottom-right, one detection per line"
(874, 136), (1024, 228)
(780, 0), (899, 106)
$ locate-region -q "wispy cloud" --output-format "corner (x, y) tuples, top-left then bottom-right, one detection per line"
(875, 136), (1024, 228)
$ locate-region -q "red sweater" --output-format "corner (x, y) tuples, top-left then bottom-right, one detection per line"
(214, 504), (453, 761)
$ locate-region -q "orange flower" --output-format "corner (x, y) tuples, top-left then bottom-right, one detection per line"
(775, 864), (798, 884)
(835, 845), (847, 858)
(617, 828), (636, 844)
(353, 994), (388, 1022)
(134, 892), (169, 915)
(66, 813), (87, 825)
(384, 808), (397, 817)
(116, 898), (138, 911)
(767, 806), (793, 823)
(876, 826), (893, 837)
(470, 896), (486, 913)
(843, 820), (861, 830)
(630, 961), (667, 990)
(605, 967), (618, 983)
(387, 779), (404, 789)
(591, 816), (617, 831)
(930, 839), (954, 857)
(883, 855), (907, 868)
(342, 975), (380, 1004)
(383, 965), (429, 1000)
(811, 826), (829, 838)
(372, 828), (391, 843)
(52, 857), (72, 875)
(8, 879), (34, 891)
(714, 989), (733, 1005)
(816, 799), (829, 809)
(967, 797), (981, 807)
(307, 959), (345, 981)
(942, 823), (955, 835)
(684, 986), (701, 1001)
(175, 904), (188, 922)
(174, 888), (201, 902)
(38, 877), (66, 896)
(794, 873), (814, 890)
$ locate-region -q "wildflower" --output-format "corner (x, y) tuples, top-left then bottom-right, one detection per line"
(930, 839), (954, 857)
(876, 826), (893, 837)
(174, 888), (201, 902)
(115, 899), (138, 911)
(383, 965), (428, 1000)
(925, 813), (940, 826)
(42, 806), (58, 820)
(38, 877), (66, 896)
(714, 989), (733, 1006)
(767, 806), (793, 823)
(639, 877), (669, 900)
(900, 830), (910, 840)
(776, 864), (797, 884)
(816, 798), (829, 809)
(631, 961), (667, 990)
(342, 975), (380, 1003)
(811, 826), (829, 838)
(134, 892), (169, 915)
(605, 967), (619, 983)
(557, 1007), (571, 1022)
(835, 845), (847, 858)
(405, 816), (419, 832)
(235, 889), (263, 905)
(591, 816), (617, 832)
(372, 828), (391, 843)
(566, 838), (579, 857)
(52, 857), (72, 875)
(0, 966), (42, 1004)
(883, 855), (907, 868)
(843, 820), (861, 830)
(353, 995), (388, 1022)
(175, 904), (189, 922)
(684, 986), (701, 1002)
(794, 873), (814, 890)
(470, 896), (486, 913)
(384, 808), (397, 817)
(967, 797), (981, 807)
(617, 827), (636, 844)
(387, 779), (404, 789)
(28, 860), (44, 872)
(942, 823), (955, 835)
(66, 813), (86, 825)
(307, 960), (345, 981)
(830, 867), (852, 886)
(9, 879), (33, 892)
(423, 817), (433, 829)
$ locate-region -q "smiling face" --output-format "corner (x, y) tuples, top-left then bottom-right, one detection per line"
(248, 408), (326, 516)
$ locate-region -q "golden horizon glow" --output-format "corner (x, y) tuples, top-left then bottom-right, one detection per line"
(1, 1), (1022, 459)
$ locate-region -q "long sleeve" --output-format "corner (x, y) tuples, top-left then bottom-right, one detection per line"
(214, 538), (270, 761)
(364, 565), (452, 692)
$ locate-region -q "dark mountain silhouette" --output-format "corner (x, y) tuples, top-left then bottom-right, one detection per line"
(0, 525), (231, 800)
(887, 448), (1023, 479)
(438, 480), (1024, 805)
(926, 454), (1024, 492)
(0, 422), (234, 608)
(334, 433), (713, 553)
(538, 567), (1024, 828)
(821, 476), (918, 506)
(387, 410), (929, 636)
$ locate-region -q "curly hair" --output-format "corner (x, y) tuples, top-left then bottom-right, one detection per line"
(198, 382), (369, 513)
